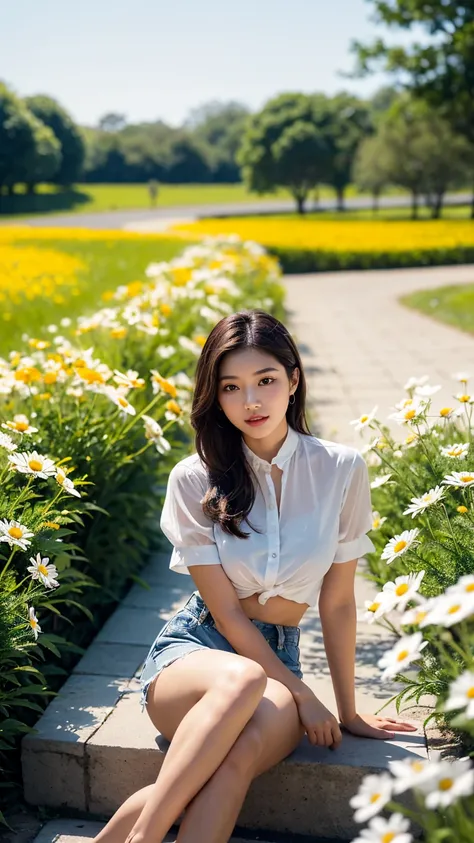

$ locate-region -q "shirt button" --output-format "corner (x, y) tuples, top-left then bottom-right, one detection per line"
(271, 552), (277, 558)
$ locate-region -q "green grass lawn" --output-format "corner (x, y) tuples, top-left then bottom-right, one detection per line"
(0, 236), (187, 355)
(1, 181), (463, 219)
(401, 284), (474, 336)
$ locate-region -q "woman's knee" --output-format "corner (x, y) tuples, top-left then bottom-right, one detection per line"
(212, 658), (267, 711)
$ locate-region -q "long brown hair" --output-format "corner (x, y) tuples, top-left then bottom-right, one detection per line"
(190, 309), (313, 538)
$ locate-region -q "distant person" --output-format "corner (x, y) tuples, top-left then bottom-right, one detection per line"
(148, 179), (159, 207)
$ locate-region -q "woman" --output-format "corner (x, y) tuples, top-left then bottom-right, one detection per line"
(96, 309), (416, 843)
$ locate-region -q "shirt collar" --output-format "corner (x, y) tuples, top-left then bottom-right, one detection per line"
(241, 425), (299, 473)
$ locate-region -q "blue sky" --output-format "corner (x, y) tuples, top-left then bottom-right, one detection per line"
(3, 0), (422, 127)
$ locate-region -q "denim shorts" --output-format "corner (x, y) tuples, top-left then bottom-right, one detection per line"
(138, 590), (303, 713)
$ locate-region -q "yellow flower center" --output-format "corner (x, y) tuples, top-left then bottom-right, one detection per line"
(439, 408), (452, 417)
(372, 518), (380, 528)
(28, 459), (43, 472)
(467, 687), (474, 699)
(14, 421), (29, 432)
(394, 540), (407, 553)
(153, 374), (177, 398)
(43, 372), (57, 385)
(160, 303), (172, 316)
(457, 506), (468, 514)
(38, 564), (49, 576)
(396, 583), (409, 596)
(448, 604), (461, 615)
(438, 778), (453, 791)
(411, 761), (425, 772)
(397, 649), (409, 662)
(360, 415), (369, 423)
(9, 527), (23, 539)
(110, 327), (127, 339)
(381, 834), (395, 843)
(369, 602), (380, 612)
(44, 521), (60, 529)
(370, 793), (381, 804)
(405, 409), (416, 420)
(166, 399), (182, 415)
(405, 434), (417, 444)
(466, 584), (474, 592)
(118, 397), (128, 408)
(75, 367), (105, 384)
(414, 611), (427, 624)
(29, 618), (38, 629)
(461, 475), (474, 483)
(458, 394), (470, 403)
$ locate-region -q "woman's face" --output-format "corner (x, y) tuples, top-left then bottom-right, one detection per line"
(217, 347), (298, 438)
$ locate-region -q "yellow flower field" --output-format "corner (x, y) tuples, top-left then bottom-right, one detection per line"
(170, 216), (474, 253)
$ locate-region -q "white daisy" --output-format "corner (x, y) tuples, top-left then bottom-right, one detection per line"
(178, 336), (202, 356)
(8, 450), (57, 479)
(399, 595), (436, 627)
(388, 401), (427, 426)
(441, 471), (474, 488)
(452, 371), (471, 385)
(105, 388), (136, 416)
(436, 406), (464, 420)
(402, 486), (445, 518)
(455, 392), (474, 404)
(444, 670), (474, 719)
(371, 511), (387, 529)
(27, 553), (59, 589)
(142, 415), (171, 455)
(28, 607), (42, 640)
(55, 467), (81, 498)
(363, 591), (397, 624)
(388, 756), (440, 794)
(381, 529), (420, 565)
(446, 574), (474, 597)
(404, 375), (430, 391)
(420, 592), (474, 628)
(349, 772), (393, 823)
(440, 443), (469, 459)
(382, 571), (425, 612)
(417, 757), (474, 809)
(371, 473), (393, 490)
(378, 631), (428, 680)
(414, 384), (441, 398)
(0, 519), (35, 550)
(349, 406), (379, 432)
(113, 369), (145, 389)
(0, 432), (17, 451)
(2, 414), (38, 435)
(351, 812), (413, 843)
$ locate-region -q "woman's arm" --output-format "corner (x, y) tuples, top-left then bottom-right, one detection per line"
(190, 564), (312, 704)
(318, 559), (358, 723)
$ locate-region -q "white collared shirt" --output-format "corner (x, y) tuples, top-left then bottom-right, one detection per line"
(160, 426), (376, 608)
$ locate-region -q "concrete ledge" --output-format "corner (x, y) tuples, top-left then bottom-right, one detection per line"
(22, 551), (431, 839)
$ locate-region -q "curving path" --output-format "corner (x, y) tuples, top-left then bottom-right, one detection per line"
(283, 263), (474, 448)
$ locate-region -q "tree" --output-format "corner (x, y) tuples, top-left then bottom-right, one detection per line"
(323, 93), (372, 210)
(0, 83), (61, 194)
(352, 134), (391, 212)
(272, 121), (330, 213)
(358, 96), (470, 218)
(185, 100), (251, 182)
(352, 1), (474, 213)
(237, 93), (330, 213)
(26, 94), (85, 186)
(98, 113), (127, 133)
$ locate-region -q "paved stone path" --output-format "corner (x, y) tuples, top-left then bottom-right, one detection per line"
(283, 263), (474, 448)
(0, 191), (469, 230)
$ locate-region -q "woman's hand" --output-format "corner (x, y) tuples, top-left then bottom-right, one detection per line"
(340, 712), (419, 740)
(295, 690), (342, 750)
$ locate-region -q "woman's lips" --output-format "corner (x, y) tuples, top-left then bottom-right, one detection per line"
(245, 416), (269, 426)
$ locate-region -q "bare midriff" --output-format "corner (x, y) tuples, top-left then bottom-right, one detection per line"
(238, 592), (310, 627)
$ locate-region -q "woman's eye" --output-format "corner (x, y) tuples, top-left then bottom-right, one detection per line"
(223, 377), (274, 392)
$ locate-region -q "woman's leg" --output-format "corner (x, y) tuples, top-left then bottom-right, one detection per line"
(94, 674), (304, 843)
(94, 648), (267, 843)
(176, 676), (305, 843)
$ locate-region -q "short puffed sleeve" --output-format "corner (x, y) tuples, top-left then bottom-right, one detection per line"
(333, 451), (376, 564)
(160, 462), (221, 575)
